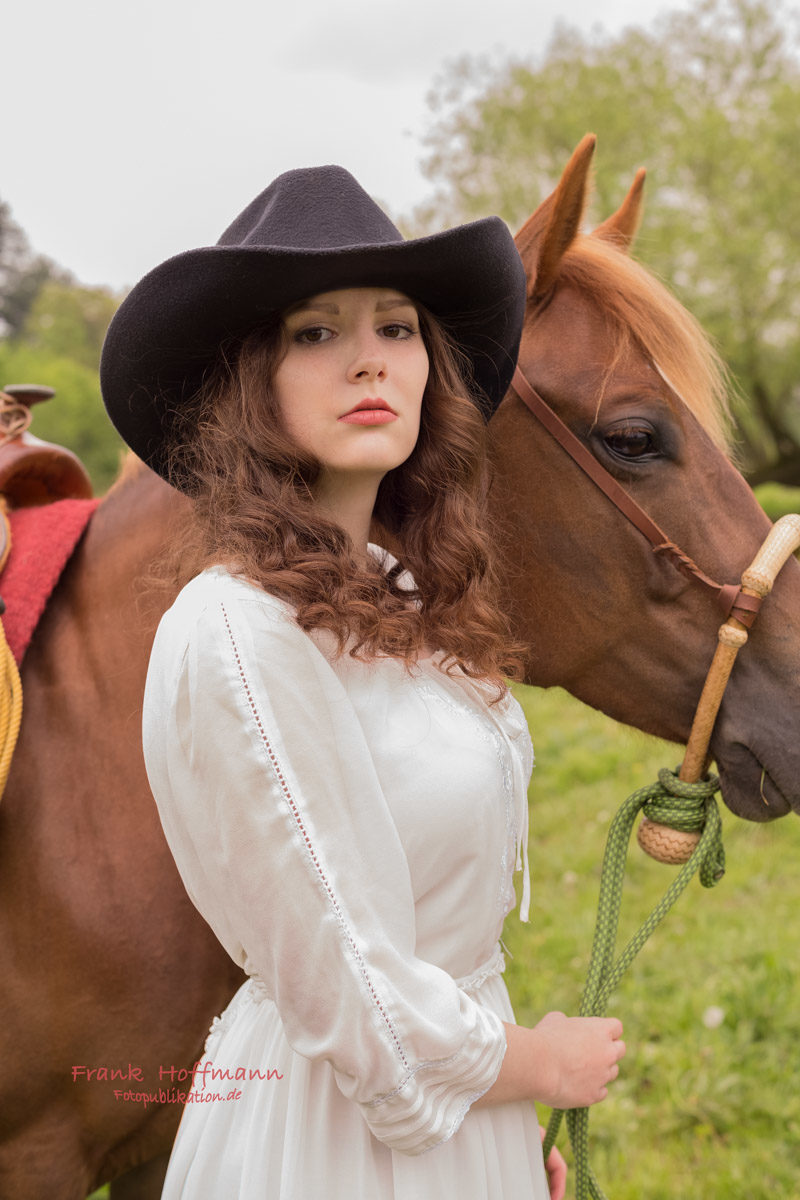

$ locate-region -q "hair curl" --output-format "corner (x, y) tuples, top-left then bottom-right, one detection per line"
(167, 306), (525, 696)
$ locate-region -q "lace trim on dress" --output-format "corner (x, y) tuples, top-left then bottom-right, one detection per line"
(454, 945), (506, 994)
(204, 977), (265, 1054)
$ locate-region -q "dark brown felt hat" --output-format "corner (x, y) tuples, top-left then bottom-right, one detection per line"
(100, 165), (526, 484)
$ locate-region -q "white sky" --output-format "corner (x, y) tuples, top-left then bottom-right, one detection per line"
(5, 0), (692, 291)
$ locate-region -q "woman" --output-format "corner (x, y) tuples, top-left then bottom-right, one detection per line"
(101, 165), (624, 1199)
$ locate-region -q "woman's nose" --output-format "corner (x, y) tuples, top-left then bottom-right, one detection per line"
(347, 335), (387, 383)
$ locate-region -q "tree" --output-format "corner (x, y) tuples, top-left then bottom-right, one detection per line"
(0, 199), (59, 338)
(0, 206), (126, 492)
(415, 0), (800, 484)
(19, 280), (120, 372)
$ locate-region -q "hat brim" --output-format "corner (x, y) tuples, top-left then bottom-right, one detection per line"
(100, 218), (525, 483)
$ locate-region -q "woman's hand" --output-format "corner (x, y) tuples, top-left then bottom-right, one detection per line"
(530, 1011), (626, 1110)
(474, 1013), (625, 1111)
(540, 1126), (567, 1200)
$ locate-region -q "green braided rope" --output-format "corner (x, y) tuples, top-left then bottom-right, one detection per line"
(541, 767), (725, 1199)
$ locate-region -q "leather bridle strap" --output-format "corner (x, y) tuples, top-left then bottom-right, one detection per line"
(511, 367), (762, 628)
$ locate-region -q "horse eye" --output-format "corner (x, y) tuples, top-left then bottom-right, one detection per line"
(603, 428), (657, 458)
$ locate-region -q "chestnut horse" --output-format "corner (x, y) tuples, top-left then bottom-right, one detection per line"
(1, 136), (797, 1198)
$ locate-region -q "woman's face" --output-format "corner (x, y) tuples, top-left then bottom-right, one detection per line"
(274, 287), (429, 490)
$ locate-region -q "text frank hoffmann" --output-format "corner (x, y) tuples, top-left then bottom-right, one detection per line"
(71, 1061), (283, 1107)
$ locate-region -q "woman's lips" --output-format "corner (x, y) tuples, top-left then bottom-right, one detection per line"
(339, 409), (398, 425)
(339, 399), (397, 425)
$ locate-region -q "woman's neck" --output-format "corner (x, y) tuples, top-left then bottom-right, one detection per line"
(311, 471), (381, 566)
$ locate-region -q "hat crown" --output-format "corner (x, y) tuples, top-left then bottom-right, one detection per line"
(217, 165), (404, 252)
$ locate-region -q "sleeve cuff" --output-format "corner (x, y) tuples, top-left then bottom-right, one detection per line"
(357, 1004), (507, 1156)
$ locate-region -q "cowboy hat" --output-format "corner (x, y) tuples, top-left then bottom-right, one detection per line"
(100, 165), (526, 483)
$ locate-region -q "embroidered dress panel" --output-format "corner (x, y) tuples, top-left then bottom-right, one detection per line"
(412, 678), (517, 918)
(142, 552), (548, 1198)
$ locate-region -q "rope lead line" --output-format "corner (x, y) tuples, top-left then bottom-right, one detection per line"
(0, 503), (21, 802)
(541, 768), (725, 1199)
(0, 620), (21, 798)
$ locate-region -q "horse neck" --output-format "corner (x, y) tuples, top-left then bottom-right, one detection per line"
(81, 462), (191, 622)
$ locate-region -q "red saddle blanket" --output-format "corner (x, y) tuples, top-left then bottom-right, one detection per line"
(1, 498), (100, 665)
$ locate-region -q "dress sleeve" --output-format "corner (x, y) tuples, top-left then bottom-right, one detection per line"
(142, 576), (507, 1156)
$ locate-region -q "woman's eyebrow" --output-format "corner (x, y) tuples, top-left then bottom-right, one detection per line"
(286, 300), (339, 316)
(375, 297), (416, 312)
(286, 296), (414, 317)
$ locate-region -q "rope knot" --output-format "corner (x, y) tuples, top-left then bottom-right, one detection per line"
(639, 767), (724, 887)
(640, 765), (720, 829)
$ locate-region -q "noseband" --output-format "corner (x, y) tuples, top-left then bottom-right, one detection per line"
(510, 366), (763, 629)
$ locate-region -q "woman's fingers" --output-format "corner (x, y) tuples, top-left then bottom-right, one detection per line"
(539, 1126), (567, 1200)
(529, 1012), (627, 1109)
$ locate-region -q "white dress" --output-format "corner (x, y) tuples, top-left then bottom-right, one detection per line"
(142, 548), (549, 1199)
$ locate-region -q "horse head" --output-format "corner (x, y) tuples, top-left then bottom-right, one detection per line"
(488, 134), (800, 823)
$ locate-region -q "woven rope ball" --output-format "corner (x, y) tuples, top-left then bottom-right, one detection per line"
(637, 817), (701, 864)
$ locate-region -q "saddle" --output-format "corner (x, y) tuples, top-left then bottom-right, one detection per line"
(0, 385), (93, 509)
(0, 384), (99, 664)
(0, 383), (100, 798)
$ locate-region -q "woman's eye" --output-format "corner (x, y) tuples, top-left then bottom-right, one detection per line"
(296, 326), (333, 345)
(603, 427), (657, 458)
(380, 323), (415, 340)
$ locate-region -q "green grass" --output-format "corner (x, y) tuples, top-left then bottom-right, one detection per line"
(753, 481), (800, 522)
(506, 683), (800, 1199)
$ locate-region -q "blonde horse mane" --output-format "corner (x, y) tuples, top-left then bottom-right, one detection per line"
(559, 232), (733, 455)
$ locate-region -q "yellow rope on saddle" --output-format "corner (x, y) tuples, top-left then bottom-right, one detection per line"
(0, 502), (22, 800)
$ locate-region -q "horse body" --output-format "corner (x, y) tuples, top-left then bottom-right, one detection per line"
(0, 467), (240, 1196)
(0, 137), (798, 1195)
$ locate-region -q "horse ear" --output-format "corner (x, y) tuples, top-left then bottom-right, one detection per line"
(515, 133), (596, 303)
(593, 168), (646, 253)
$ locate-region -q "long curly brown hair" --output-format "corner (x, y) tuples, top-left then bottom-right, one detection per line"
(167, 305), (524, 693)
